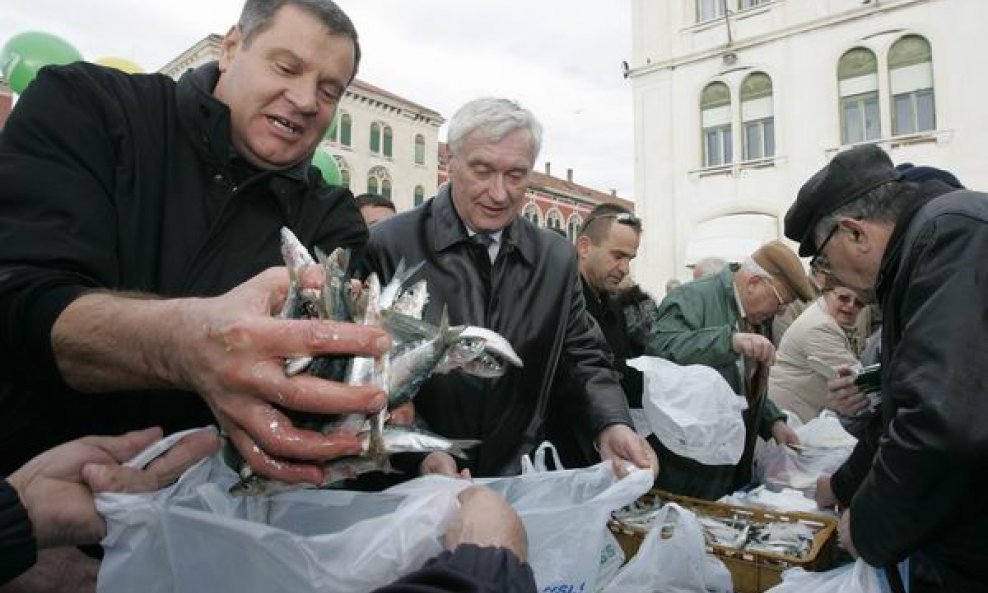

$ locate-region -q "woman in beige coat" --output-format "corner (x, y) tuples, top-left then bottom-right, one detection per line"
(768, 287), (867, 423)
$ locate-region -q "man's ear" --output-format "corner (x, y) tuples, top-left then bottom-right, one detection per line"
(576, 235), (591, 259)
(839, 217), (870, 251)
(218, 25), (241, 72)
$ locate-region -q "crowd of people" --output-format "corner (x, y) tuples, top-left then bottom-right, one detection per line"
(0, 0), (985, 592)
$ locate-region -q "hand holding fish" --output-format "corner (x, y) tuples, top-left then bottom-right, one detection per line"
(596, 424), (659, 479)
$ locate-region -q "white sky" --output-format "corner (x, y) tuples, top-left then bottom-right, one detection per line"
(3, 0), (635, 198)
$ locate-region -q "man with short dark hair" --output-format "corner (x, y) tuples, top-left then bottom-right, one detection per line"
(362, 98), (657, 478)
(355, 193), (397, 226)
(547, 204), (647, 467)
(785, 145), (988, 592)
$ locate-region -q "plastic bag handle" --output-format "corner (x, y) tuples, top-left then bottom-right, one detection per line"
(520, 441), (564, 474)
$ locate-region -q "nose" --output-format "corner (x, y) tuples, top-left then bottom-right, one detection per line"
(285, 78), (319, 115)
(488, 173), (508, 203)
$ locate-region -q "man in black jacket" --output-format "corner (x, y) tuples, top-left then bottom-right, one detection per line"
(362, 98), (657, 478)
(785, 145), (988, 592)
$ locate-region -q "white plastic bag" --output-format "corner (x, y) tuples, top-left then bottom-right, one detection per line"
(756, 413), (856, 493)
(765, 559), (890, 593)
(601, 503), (732, 593)
(96, 429), (462, 593)
(628, 356), (748, 465)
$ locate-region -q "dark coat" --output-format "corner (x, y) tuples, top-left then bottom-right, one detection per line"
(849, 186), (988, 591)
(0, 62), (366, 473)
(361, 187), (633, 476)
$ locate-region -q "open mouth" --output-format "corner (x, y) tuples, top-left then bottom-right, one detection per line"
(267, 115), (303, 136)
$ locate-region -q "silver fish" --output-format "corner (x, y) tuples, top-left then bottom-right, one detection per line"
(368, 425), (480, 460)
(392, 279), (429, 319)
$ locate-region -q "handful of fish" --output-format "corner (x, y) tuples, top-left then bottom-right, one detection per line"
(225, 227), (522, 495)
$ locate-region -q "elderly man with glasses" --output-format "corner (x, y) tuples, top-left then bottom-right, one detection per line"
(644, 240), (814, 500)
(785, 145), (987, 592)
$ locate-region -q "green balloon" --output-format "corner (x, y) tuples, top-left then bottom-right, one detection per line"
(312, 148), (342, 185)
(1, 31), (83, 94)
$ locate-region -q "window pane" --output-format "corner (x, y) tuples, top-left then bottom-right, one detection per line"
(916, 89), (935, 132)
(863, 95), (880, 141)
(838, 48), (878, 81)
(341, 169), (350, 189)
(370, 123), (380, 153)
(723, 127), (733, 164)
(368, 177), (378, 194)
(340, 114), (351, 146)
(764, 118), (775, 157)
(744, 122), (762, 160)
(383, 127), (393, 157)
(414, 186), (424, 206)
(382, 179), (392, 200)
(414, 135), (425, 165)
(705, 129), (720, 166)
(842, 99), (863, 144)
(893, 94), (914, 136)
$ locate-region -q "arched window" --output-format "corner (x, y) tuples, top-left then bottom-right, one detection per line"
(414, 134), (425, 165)
(383, 125), (393, 157)
(741, 73), (774, 160)
(339, 113), (352, 147)
(546, 209), (563, 231)
(523, 203), (541, 226)
(567, 214), (582, 242)
(701, 82), (732, 167)
(696, 0), (725, 22)
(890, 35), (935, 135)
(839, 48), (880, 144)
(367, 165), (391, 200)
(333, 155), (351, 189)
(414, 185), (425, 206)
(370, 122), (381, 153)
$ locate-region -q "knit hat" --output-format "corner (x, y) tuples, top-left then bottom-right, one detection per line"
(750, 240), (816, 302)
(785, 145), (902, 256)
(895, 163), (964, 189)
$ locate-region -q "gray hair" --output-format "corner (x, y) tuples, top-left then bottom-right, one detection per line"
(813, 180), (919, 245)
(693, 257), (727, 278)
(447, 97), (543, 159)
(237, 0), (361, 83)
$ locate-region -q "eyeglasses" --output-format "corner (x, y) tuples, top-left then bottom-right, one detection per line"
(579, 212), (641, 235)
(809, 224), (838, 275)
(836, 293), (866, 308)
(762, 277), (787, 307)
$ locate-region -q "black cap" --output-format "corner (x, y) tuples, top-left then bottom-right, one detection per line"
(785, 145), (902, 257)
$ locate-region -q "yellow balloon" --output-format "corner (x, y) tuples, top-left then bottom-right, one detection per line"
(94, 56), (143, 74)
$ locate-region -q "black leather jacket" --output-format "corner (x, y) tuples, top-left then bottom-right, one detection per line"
(362, 186), (632, 476)
(850, 186), (988, 591)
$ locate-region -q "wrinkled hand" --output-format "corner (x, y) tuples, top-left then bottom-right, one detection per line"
(770, 420), (800, 447)
(7, 427), (219, 549)
(827, 365), (869, 417)
(420, 451), (472, 479)
(815, 474), (838, 510)
(838, 509), (858, 557)
(445, 486), (527, 562)
(171, 267), (392, 485)
(596, 424), (659, 479)
(731, 332), (776, 365)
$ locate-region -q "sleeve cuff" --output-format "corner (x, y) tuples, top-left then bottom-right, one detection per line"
(0, 479), (38, 584)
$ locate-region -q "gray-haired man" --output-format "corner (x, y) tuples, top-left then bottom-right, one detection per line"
(362, 97), (657, 478)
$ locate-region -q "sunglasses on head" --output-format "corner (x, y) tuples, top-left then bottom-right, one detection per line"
(580, 212), (641, 235)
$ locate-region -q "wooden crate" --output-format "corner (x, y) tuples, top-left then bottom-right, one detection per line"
(608, 490), (838, 593)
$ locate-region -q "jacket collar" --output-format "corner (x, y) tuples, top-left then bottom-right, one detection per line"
(175, 61), (309, 185)
(875, 180), (957, 303)
(429, 184), (537, 265)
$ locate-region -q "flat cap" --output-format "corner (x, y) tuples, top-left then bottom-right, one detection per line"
(751, 240), (816, 302)
(785, 145), (902, 256)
